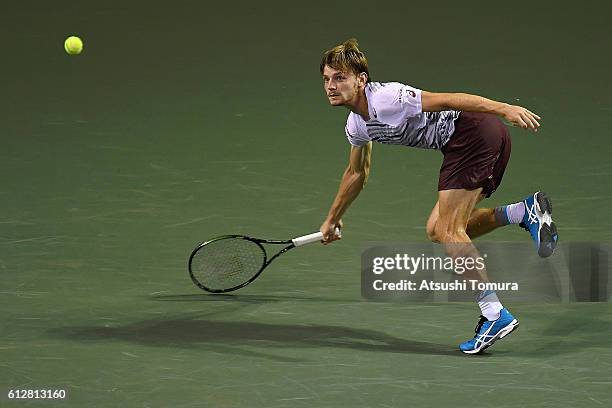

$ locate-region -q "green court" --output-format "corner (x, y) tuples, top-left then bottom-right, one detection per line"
(2, 1), (611, 407)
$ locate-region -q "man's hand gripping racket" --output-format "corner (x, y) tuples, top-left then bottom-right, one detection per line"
(188, 227), (341, 293)
(320, 218), (343, 245)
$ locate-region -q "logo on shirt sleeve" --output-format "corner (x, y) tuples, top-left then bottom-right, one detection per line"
(398, 87), (417, 105)
(403, 87), (416, 99)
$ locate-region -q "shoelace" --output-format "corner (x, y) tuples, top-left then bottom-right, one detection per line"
(525, 201), (539, 225)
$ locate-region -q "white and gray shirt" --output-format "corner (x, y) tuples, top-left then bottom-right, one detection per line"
(345, 82), (460, 150)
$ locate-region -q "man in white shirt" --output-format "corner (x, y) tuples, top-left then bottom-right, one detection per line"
(318, 39), (558, 354)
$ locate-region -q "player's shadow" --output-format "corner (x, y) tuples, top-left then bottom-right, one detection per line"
(50, 317), (461, 361)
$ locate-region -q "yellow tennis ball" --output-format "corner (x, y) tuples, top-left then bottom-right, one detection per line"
(64, 36), (83, 55)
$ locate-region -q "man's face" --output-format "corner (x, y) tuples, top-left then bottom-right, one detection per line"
(322, 65), (362, 106)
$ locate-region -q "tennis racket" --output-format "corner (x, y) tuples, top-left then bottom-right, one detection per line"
(188, 229), (340, 293)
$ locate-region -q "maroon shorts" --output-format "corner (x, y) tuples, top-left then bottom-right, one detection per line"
(438, 112), (511, 198)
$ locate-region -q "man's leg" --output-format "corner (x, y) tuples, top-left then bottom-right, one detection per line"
(462, 193), (557, 257)
(466, 207), (499, 239)
(427, 198), (527, 242)
(433, 188), (519, 354)
(434, 189), (489, 283)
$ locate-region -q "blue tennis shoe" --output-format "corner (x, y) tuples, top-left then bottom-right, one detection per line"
(520, 191), (558, 257)
(459, 308), (519, 354)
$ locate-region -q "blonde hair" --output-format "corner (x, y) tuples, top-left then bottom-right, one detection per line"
(320, 38), (371, 82)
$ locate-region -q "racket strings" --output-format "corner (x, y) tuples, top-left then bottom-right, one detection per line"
(190, 237), (265, 290)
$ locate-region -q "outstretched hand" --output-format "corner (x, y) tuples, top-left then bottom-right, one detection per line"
(502, 104), (541, 131)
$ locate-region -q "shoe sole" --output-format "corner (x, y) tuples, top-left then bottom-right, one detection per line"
(461, 320), (519, 354)
(535, 192), (558, 258)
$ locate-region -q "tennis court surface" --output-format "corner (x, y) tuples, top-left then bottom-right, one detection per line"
(2, 1), (611, 406)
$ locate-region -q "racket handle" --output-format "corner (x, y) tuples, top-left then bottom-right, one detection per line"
(292, 228), (341, 247)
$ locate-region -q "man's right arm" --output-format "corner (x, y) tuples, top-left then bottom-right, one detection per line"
(320, 142), (372, 243)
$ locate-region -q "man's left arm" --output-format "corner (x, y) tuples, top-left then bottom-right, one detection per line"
(421, 91), (541, 131)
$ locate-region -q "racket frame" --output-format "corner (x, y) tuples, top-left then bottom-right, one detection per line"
(188, 235), (296, 293)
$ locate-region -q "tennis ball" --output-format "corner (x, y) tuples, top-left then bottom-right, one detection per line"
(64, 36), (83, 55)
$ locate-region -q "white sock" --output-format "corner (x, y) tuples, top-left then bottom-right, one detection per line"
(476, 290), (503, 321)
(506, 202), (526, 224)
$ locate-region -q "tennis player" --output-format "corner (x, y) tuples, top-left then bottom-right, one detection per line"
(318, 39), (558, 354)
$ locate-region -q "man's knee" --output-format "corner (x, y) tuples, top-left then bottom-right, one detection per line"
(429, 222), (463, 244)
(434, 223), (467, 244)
